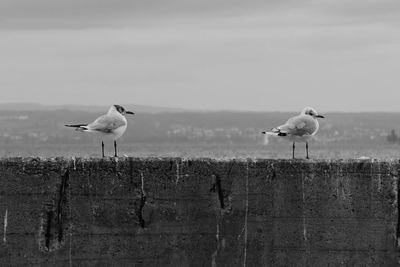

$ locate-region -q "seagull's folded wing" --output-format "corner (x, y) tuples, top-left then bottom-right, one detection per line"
(87, 114), (126, 133)
(283, 115), (317, 136)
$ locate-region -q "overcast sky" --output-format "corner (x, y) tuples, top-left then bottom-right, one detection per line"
(0, 0), (399, 112)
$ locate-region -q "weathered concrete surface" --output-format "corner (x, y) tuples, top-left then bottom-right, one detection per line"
(0, 157), (399, 266)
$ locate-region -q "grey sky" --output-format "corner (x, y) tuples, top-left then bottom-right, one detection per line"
(0, 0), (399, 112)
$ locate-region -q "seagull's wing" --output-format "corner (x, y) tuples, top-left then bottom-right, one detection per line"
(278, 115), (317, 136)
(86, 113), (126, 133)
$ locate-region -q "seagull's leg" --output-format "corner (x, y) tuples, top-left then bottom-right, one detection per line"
(306, 141), (309, 159)
(114, 140), (118, 157)
(101, 141), (105, 158)
(292, 142), (295, 159)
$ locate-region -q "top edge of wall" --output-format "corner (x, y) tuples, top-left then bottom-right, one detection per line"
(0, 156), (399, 164)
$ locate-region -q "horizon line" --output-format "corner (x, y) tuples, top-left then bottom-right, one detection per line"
(0, 102), (400, 113)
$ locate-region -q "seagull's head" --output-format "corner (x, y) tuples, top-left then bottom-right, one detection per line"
(113, 105), (135, 115)
(301, 107), (324, 119)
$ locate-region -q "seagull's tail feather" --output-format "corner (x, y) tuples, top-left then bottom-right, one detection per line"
(262, 131), (279, 136)
(261, 128), (286, 136)
(65, 124), (89, 131)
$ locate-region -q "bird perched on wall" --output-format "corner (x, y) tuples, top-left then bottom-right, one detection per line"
(262, 107), (324, 159)
(65, 104), (134, 157)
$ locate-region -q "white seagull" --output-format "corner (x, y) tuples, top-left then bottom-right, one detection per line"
(65, 104), (134, 157)
(262, 107), (324, 159)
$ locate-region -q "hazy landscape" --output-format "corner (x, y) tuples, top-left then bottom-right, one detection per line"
(1, 104), (399, 159)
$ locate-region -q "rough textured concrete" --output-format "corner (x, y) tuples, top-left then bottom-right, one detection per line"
(0, 157), (399, 266)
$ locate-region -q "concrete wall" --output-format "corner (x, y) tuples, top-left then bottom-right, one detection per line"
(0, 158), (399, 266)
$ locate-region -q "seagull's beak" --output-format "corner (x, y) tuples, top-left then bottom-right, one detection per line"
(126, 111), (135, 115)
(316, 114), (325, 118)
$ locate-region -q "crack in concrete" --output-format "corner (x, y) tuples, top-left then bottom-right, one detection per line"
(3, 209), (8, 244)
(211, 221), (220, 267)
(210, 174), (225, 209)
(39, 169), (70, 252)
(176, 160), (181, 185)
(136, 171), (147, 228)
(44, 202), (54, 251)
(57, 169), (69, 243)
(209, 161), (237, 266)
(210, 161), (236, 211)
(302, 172), (307, 242)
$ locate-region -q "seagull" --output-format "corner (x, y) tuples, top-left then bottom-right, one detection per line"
(65, 104), (134, 157)
(262, 107), (324, 159)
